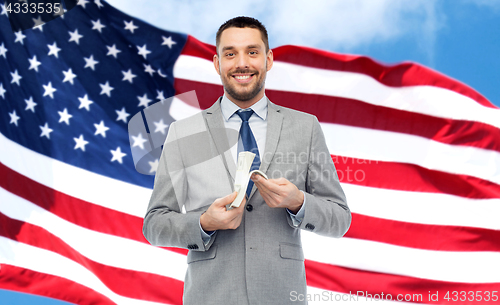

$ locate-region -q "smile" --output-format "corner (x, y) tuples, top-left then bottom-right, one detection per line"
(232, 74), (254, 83)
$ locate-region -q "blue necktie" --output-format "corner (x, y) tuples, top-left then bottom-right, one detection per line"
(237, 109), (260, 197)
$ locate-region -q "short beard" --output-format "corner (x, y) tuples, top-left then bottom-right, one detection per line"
(224, 75), (265, 102)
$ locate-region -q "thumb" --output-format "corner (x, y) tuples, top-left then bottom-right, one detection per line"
(215, 191), (237, 206)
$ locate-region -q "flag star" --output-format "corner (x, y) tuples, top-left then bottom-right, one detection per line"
(161, 36), (177, 49)
(115, 107), (130, 123)
(9, 110), (20, 126)
(99, 81), (114, 97)
(144, 64), (155, 76)
(58, 108), (73, 125)
(149, 159), (159, 173)
(33, 16), (44, 31)
(122, 69), (136, 83)
(124, 20), (139, 33)
(74, 134), (89, 151)
(78, 94), (93, 111)
(137, 93), (152, 107)
(94, 120), (109, 137)
(39, 123), (53, 139)
(137, 44), (151, 59)
(91, 19), (106, 33)
(106, 44), (121, 58)
(25, 96), (37, 112)
(47, 42), (62, 58)
(14, 31), (26, 45)
(1, 3), (8, 16)
(110, 147), (126, 164)
(62, 68), (77, 84)
(68, 29), (83, 44)
(131, 133), (148, 150)
(28, 55), (42, 72)
(156, 90), (165, 101)
(0, 42), (7, 58)
(0, 83), (6, 99)
(10, 70), (22, 86)
(77, 0), (90, 8)
(84, 55), (99, 70)
(154, 119), (169, 135)
(95, 0), (104, 8)
(42, 82), (57, 99)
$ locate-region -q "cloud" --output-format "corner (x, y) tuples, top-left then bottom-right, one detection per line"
(106, 0), (443, 57)
(463, 0), (500, 12)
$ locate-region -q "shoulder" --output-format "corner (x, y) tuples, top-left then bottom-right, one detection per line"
(268, 100), (318, 125)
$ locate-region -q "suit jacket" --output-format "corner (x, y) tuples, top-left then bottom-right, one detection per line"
(143, 98), (351, 305)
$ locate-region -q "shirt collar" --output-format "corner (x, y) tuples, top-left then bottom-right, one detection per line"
(221, 94), (268, 122)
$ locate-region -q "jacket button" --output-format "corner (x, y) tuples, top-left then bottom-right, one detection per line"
(246, 204), (253, 212)
(305, 223), (315, 230)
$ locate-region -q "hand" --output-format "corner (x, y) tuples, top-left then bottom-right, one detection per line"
(251, 174), (304, 213)
(200, 191), (246, 231)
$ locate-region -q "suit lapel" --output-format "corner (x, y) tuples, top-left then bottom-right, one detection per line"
(249, 99), (283, 199)
(204, 99), (237, 185)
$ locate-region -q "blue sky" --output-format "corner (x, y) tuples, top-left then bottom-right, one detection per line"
(1, 0), (499, 304)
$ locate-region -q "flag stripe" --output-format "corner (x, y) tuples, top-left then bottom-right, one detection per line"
(304, 260), (500, 305)
(266, 89), (500, 153)
(0, 132), (151, 218)
(171, 84), (500, 191)
(174, 54), (500, 129)
(301, 232), (500, 283)
(0, 264), (115, 305)
(3, 181), (500, 287)
(342, 183), (500, 230)
(3, 156), (499, 260)
(0, 213), (184, 304)
(0, 237), (169, 305)
(323, 123), (500, 185)
(345, 213), (500, 252)
(3, 132), (499, 233)
(0, 186), (187, 281)
(333, 156), (500, 200)
(271, 45), (497, 109)
(0, 157), (188, 258)
(174, 77), (500, 155)
(181, 36), (496, 110)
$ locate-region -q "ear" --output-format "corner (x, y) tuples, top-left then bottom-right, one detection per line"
(213, 54), (221, 76)
(266, 49), (274, 71)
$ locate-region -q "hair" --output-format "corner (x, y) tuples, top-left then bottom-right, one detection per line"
(216, 16), (269, 54)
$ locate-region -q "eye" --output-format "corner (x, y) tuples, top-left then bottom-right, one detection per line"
(249, 51), (258, 55)
(225, 52), (234, 57)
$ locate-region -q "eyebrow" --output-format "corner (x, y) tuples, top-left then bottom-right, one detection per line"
(221, 44), (263, 52)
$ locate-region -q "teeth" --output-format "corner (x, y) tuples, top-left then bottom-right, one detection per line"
(234, 75), (251, 80)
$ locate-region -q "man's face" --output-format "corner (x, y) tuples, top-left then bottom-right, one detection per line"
(214, 27), (273, 105)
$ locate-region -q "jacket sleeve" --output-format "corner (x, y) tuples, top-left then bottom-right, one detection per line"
(143, 121), (216, 251)
(287, 116), (351, 237)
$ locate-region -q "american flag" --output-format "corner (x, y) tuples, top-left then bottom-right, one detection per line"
(1, 1), (499, 304)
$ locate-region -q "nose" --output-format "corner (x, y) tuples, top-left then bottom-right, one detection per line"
(235, 54), (249, 70)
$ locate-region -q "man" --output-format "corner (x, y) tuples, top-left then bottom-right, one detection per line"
(143, 16), (351, 305)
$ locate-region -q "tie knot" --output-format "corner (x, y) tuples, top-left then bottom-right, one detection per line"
(236, 109), (254, 122)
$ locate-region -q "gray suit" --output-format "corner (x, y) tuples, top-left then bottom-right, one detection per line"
(143, 98), (351, 305)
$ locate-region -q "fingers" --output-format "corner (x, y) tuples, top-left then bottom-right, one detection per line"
(214, 191), (237, 207)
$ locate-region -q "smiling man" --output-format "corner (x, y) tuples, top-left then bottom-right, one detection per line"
(143, 16), (351, 305)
